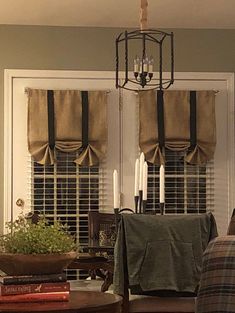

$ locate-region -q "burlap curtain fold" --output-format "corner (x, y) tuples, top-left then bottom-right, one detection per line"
(139, 90), (216, 165)
(27, 89), (107, 166)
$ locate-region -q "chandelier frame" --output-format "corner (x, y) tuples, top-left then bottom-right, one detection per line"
(115, 0), (174, 91)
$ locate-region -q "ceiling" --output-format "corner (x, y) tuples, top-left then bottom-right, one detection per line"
(0, 0), (235, 29)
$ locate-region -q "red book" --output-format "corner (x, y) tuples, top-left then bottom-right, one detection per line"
(0, 282), (70, 296)
(0, 291), (69, 303)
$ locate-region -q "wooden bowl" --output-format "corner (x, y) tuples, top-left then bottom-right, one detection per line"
(0, 251), (77, 275)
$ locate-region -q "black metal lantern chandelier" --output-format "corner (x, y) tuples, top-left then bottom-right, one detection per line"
(115, 0), (174, 91)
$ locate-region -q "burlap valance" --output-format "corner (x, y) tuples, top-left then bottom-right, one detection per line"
(27, 89), (107, 166)
(139, 90), (216, 165)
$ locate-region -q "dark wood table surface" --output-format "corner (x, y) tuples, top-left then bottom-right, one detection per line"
(0, 291), (122, 313)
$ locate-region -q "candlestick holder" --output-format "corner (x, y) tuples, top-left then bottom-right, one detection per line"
(160, 202), (165, 215)
(142, 200), (147, 214)
(139, 190), (143, 214)
(114, 208), (120, 233)
(134, 195), (139, 214)
(114, 208), (119, 215)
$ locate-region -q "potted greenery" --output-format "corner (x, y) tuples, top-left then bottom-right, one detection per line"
(0, 213), (77, 276)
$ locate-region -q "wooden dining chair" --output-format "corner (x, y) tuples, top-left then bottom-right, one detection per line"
(88, 211), (117, 247)
(69, 210), (134, 292)
(88, 209), (134, 247)
(69, 211), (116, 292)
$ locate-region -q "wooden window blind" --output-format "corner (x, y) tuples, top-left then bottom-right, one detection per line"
(146, 149), (214, 214)
(28, 150), (106, 279)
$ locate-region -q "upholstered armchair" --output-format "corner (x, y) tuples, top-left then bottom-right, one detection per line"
(196, 211), (235, 313)
(196, 236), (235, 313)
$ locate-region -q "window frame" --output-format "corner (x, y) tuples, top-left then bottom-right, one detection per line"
(4, 70), (235, 236)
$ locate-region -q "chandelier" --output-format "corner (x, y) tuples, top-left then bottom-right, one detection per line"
(115, 0), (174, 91)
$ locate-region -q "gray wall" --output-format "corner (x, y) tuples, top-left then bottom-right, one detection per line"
(0, 25), (235, 213)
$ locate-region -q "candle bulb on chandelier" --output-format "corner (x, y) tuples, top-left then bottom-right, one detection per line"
(148, 56), (154, 74)
(134, 56), (140, 74)
(143, 57), (149, 72)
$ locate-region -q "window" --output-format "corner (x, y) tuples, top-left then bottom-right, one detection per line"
(29, 150), (106, 279)
(5, 71), (233, 257)
(147, 149), (214, 214)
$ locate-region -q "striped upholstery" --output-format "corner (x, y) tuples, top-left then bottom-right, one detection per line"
(196, 236), (235, 313)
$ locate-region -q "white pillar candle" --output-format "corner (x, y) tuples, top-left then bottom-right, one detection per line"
(143, 162), (148, 200)
(134, 56), (140, 73)
(148, 56), (154, 73)
(160, 165), (165, 203)
(113, 169), (119, 208)
(134, 159), (140, 197)
(139, 152), (145, 191)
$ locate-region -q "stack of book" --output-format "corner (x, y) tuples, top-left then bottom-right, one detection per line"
(0, 273), (70, 303)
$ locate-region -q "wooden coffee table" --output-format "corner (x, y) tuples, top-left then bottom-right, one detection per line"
(0, 291), (122, 313)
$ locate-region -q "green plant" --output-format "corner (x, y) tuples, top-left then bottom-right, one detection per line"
(0, 214), (76, 254)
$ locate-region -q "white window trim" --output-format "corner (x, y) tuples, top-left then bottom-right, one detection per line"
(4, 70), (235, 228)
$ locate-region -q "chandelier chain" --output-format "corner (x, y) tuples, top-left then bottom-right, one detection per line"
(140, 0), (148, 30)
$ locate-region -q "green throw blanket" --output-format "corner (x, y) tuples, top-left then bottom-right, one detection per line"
(113, 213), (217, 296)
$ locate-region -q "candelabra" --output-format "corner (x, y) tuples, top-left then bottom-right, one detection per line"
(134, 195), (139, 214)
(160, 202), (165, 215)
(134, 55), (154, 88)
